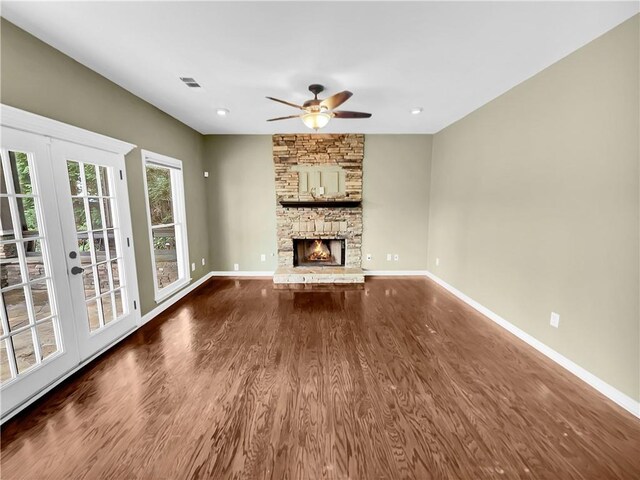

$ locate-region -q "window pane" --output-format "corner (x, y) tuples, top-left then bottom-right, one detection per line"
(145, 165), (174, 225)
(25, 239), (46, 281)
(4, 287), (29, 331)
(73, 198), (87, 231)
(11, 329), (36, 374)
(152, 226), (178, 289)
(36, 319), (58, 361)
(86, 300), (101, 331)
(67, 161), (83, 195)
(1, 243), (23, 288)
(9, 151), (33, 195)
(31, 280), (52, 320)
(84, 164), (98, 196)
(17, 197), (39, 237)
(99, 166), (110, 196)
(1, 340), (12, 383)
(88, 198), (102, 229)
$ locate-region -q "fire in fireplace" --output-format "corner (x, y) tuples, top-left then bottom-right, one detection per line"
(293, 239), (345, 267)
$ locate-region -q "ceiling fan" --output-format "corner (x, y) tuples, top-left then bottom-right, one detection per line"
(266, 84), (372, 131)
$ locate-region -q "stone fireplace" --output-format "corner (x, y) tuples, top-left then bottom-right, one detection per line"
(273, 134), (364, 284)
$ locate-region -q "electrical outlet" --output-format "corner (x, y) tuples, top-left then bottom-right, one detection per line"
(191, 262), (196, 272)
(233, 263), (239, 271)
(435, 257), (440, 266)
(550, 312), (560, 328)
(201, 258), (206, 266)
(260, 254), (266, 262)
(394, 254), (399, 261)
(204, 171), (209, 178)
(366, 253), (372, 261)
(386, 253), (392, 261)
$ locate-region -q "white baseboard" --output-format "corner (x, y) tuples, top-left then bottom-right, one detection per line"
(209, 271), (275, 277)
(141, 272), (214, 325)
(425, 271), (640, 418)
(364, 270), (429, 276)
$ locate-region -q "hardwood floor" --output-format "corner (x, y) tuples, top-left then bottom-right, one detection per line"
(1, 277), (638, 479)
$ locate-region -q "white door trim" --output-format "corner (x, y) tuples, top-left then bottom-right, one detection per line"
(0, 104), (135, 156)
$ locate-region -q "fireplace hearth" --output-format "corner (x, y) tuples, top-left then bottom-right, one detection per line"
(293, 239), (345, 267)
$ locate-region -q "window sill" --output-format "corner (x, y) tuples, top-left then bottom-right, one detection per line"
(154, 277), (192, 304)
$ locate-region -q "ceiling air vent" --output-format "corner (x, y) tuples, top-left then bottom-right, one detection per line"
(180, 77), (201, 88)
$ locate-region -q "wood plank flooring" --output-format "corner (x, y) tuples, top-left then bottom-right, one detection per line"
(1, 277), (638, 479)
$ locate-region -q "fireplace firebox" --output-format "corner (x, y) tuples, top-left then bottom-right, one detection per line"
(293, 239), (346, 267)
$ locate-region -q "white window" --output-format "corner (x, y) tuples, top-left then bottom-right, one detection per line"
(141, 150), (190, 302)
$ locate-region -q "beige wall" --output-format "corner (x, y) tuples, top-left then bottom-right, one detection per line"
(363, 135), (432, 270)
(203, 134), (432, 272)
(203, 135), (278, 271)
(428, 16), (639, 400)
(0, 19), (211, 315)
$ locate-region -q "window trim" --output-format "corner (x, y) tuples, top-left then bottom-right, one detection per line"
(140, 149), (190, 303)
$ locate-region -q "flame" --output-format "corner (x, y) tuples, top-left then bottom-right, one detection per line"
(307, 239), (331, 261)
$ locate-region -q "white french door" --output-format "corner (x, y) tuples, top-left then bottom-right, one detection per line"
(1, 117), (140, 417)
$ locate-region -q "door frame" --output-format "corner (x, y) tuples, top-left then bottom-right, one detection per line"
(0, 104), (140, 421)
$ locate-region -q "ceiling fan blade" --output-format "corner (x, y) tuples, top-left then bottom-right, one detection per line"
(332, 110), (372, 119)
(320, 91), (353, 110)
(267, 114), (301, 122)
(266, 96), (305, 111)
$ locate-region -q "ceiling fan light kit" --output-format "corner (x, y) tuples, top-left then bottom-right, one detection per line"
(266, 84), (372, 131)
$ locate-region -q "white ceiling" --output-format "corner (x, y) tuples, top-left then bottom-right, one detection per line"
(2, 1), (638, 134)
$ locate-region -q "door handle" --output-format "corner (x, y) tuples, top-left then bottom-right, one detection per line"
(71, 266), (84, 275)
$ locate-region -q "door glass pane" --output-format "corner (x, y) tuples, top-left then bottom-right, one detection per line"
(152, 226), (178, 289)
(111, 260), (121, 289)
(25, 240), (46, 281)
(99, 166), (110, 196)
(96, 262), (111, 295)
(9, 151), (33, 195)
(114, 289), (124, 318)
(72, 198), (87, 231)
(17, 197), (39, 237)
(84, 164), (98, 196)
(88, 198), (102, 229)
(92, 231), (108, 262)
(86, 299), (101, 331)
(102, 294), (115, 324)
(11, 329), (36, 374)
(4, 287), (29, 331)
(1, 243), (23, 288)
(102, 199), (114, 228)
(0, 340), (11, 382)
(36, 319), (58, 361)
(67, 160), (83, 195)
(78, 236), (91, 264)
(145, 165), (174, 225)
(83, 268), (97, 299)
(0, 196), (14, 237)
(31, 280), (52, 320)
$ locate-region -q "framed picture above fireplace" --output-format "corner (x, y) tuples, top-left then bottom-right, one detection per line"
(293, 239), (346, 267)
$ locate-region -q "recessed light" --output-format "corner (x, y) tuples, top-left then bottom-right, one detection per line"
(410, 107), (423, 115)
(216, 108), (230, 117)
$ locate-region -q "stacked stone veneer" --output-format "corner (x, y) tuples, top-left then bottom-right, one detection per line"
(274, 134), (363, 269)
